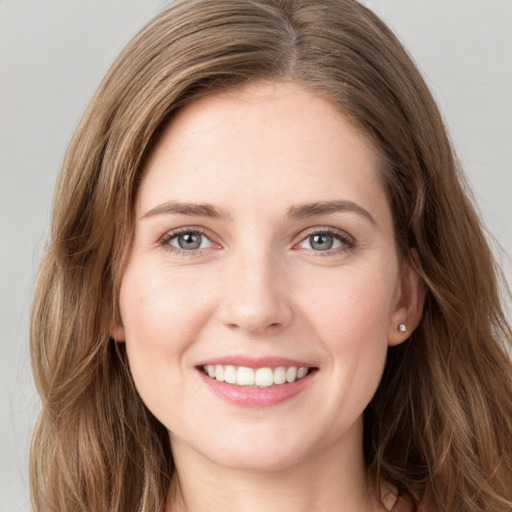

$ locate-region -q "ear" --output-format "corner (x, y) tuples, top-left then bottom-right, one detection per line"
(110, 320), (126, 343)
(388, 253), (425, 347)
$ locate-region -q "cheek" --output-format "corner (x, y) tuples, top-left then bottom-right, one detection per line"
(117, 264), (216, 431)
(300, 263), (397, 344)
(117, 263), (211, 397)
(298, 265), (397, 402)
(119, 262), (212, 345)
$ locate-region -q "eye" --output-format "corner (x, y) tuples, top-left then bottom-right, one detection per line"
(161, 229), (213, 252)
(296, 229), (355, 253)
(300, 233), (341, 251)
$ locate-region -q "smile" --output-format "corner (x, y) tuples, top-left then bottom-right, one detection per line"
(201, 364), (311, 387)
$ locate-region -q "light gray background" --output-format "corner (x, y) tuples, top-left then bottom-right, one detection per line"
(1, 1), (511, 510)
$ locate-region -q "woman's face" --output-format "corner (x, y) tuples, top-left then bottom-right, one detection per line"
(114, 82), (421, 472)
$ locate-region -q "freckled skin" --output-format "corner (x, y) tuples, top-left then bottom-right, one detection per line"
(114, 82), (422, 509)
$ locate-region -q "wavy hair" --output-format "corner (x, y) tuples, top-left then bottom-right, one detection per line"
(30, 1), (512, 510)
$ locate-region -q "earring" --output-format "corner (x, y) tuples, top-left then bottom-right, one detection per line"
(398, 323), (407, 333)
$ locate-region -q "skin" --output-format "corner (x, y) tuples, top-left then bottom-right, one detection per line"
(113, 81), (424, 512)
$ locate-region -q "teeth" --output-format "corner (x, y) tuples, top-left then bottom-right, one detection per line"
(203, 365), (311, 387)
(255, 367), (274, 387)
(215, 364), (224, 382)
(286, 366), (297, 383)
(236, 366), (255, 386)
(297, 367), (308, 379)
(273, 367), (286, 385)
(224, 365), (237, 384)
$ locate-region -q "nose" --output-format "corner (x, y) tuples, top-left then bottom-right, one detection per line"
(218, 251), (294, 335)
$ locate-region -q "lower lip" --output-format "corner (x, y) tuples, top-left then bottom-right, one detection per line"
(198, 370), (316, 407)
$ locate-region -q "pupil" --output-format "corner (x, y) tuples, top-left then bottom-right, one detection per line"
(179, 233), (201, 249)
(311, 234), (333, 250)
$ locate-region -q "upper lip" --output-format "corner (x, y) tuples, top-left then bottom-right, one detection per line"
(196, 356), (316, 368)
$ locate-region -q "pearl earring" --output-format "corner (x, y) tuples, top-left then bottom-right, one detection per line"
(398, 323), (407, 333)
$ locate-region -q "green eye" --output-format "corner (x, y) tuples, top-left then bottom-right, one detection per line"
(310, 234), (336, 250)
(168, 232), (211, 251)
(299, 231), (354, 252)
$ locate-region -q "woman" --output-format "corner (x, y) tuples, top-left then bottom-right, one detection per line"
(30, 0), (512, 511)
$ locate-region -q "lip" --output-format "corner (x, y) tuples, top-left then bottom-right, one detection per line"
(197, 359), (317, 407)
(196, 356), (315, 368)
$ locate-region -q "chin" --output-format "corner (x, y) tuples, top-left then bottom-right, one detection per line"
(175, 425), (315, 473)
(207, 445), (307, 473)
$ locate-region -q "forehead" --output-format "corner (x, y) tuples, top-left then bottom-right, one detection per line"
(138, 81), (386, 217)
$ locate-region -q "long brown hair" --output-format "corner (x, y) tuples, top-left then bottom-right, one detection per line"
(30, 1), (512, 510)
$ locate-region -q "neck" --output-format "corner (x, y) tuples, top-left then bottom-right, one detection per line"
(166, 421), (395, 512)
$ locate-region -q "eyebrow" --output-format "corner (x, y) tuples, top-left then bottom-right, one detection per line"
(286, 200), (377, 226)
(142, 201), (229, 220)
(142, 199), (376, 225)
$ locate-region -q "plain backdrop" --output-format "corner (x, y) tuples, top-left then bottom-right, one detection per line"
(1, 1), (511, 510)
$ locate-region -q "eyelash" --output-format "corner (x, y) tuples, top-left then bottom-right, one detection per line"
(159, 227), (215, 256)
(294, 227), (356, 256)
(158, 227), (356, 256)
